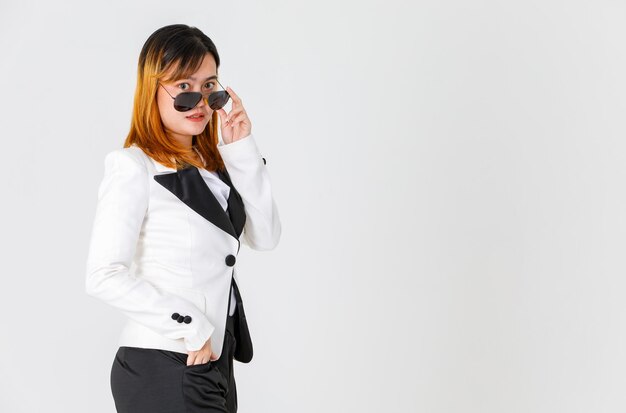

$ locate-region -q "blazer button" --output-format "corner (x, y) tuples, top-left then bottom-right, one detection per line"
(225, 254), (236, 266)
(183, 315), (192, 324)
(262, 157), (266, 165)
(177, 315), (185, 323)
(171, 312), (180, 320)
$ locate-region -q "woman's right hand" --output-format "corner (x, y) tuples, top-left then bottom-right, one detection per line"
(186, 336), (218, 366)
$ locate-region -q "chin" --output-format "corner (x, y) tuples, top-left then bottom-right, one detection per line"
(182, 123), (208, 134)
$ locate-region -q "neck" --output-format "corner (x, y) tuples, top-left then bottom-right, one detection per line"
(167, 130), (194, 150)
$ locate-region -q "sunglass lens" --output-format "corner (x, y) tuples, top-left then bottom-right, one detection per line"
(174, 92), (202, 112)
(208, 91), (230, 110)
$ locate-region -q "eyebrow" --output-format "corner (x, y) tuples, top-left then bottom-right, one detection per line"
(183, 75), (218, 81)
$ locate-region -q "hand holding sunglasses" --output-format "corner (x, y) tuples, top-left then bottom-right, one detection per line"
(216, 86), (252, 145)
(160, 80), (251, 144)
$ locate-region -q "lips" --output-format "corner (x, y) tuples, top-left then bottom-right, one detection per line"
(186, 112), (205, 119)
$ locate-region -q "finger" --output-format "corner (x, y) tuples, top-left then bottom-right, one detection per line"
(225, 111), (245, 127)
(186, 354), (196, 366)
(225, 109), (244, 125)
(227, 86), (242, 106)
(219, 108), (232, 124)
(225, 107), (242, 119)
(219, 112), (231, 130)
(227, 112), (246, 127)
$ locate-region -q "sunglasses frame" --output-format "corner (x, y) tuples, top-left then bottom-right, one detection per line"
(159, 77), (230, 112)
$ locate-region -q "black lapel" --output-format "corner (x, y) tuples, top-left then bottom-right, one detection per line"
(154, 166), (242, 241)
(216, 167), (246, 239)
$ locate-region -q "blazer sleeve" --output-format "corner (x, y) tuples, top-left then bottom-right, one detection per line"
(218, 133), (281, 250)
(85, 149), (215, 352)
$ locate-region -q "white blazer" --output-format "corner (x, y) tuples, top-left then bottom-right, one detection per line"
(85, 133), (281, 361)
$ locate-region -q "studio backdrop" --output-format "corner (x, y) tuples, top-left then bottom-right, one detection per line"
(0, 1), (625, 412)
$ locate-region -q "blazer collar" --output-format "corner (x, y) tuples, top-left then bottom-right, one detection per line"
(150, 156), (178, 173)
(148, 146), (209, 173)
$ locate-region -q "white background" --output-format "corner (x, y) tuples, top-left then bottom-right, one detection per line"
(1, 0), (625, 412)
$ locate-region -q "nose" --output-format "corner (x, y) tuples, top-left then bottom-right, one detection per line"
(195, 94), (209, 111)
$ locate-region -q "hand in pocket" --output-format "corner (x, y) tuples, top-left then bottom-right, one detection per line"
(186, 336), (218, 366)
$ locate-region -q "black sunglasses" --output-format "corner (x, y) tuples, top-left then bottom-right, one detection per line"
(159, 78), (230, 112)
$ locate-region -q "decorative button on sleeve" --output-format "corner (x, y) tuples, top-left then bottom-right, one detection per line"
(171, 312), (193, 324)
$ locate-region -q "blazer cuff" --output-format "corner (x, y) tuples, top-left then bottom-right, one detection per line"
(184, 319), (216, 352)
(217, 133), (264, 167)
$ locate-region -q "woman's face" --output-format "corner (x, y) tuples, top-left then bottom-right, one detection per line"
(157, 53), (218, 145)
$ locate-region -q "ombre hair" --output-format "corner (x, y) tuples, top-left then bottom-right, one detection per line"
(123, 24), (225, 172)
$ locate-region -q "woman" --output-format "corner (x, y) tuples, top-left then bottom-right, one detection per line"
(85, 24), (281, 413)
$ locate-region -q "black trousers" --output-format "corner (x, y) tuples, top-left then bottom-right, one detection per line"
(110, 305), (239, 412)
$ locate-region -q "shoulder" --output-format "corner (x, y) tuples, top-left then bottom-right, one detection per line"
(97, 148), (150, 198)
(103, 146), (150, 174)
